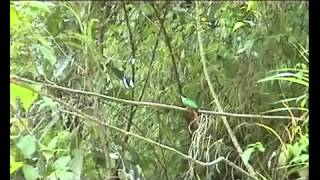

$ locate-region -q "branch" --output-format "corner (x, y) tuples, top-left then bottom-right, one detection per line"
(152, 4), (184, 98)
(123, 29), (162, 143)
(11, 75), (303, 121)
(195, 2), (257, 178)
(99, 3), (118, 55)
(137, 28), (161, 102)
(51, 95), (256, 179)
(122, 2), (136, 87)
(122, 4), (164, 143)
(122, 2), (137, 143)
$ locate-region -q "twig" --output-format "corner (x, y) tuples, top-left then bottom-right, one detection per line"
(123, 29), (162, 143)
(152, 4), (184, 97)
(122, 2), (137, 143)
(52, 96), (256, 180)
(10, 78), (256, 179)
(11, 75), (303, 121)
(195, 2), (257, 178)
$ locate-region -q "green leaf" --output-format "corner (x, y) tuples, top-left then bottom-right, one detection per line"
(278, 145), (292, 166)
(48, 136), (59, 150)
(10, 83), (39, 112)
(242, 142), (265, 165)
(289, 154), (309, 164)
(232, 22), (245, 32)
(258, 72), (309, 87)
(69, 150), (83, 177)
(53, 156), (71, 171)
(242, 148), (254, 165)
(41, 148), (54, 162)
(22, 164), (39, 180)
(138, 4), (153, 16)
(11, 118), (29, 132)
(38, 97), (58, 111)
(10, 5), (18, 29)
(16, 135), (37, 158)
(181, 96), (198, 109)
(56, 170), (74, 180)
(10, 160), (24, 174)
(39, 141), (55, 162)
(247, 142), (265, 152)
(247, 1), (257, 12)
(37, 45), (57, 65)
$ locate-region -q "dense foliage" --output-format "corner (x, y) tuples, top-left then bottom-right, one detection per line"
(10, 2), (308, 180)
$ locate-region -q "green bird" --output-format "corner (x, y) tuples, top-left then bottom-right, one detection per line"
(181, 95), (198, 109)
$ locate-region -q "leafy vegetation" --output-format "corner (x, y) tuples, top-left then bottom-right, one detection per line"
(10, 1), (308, 180)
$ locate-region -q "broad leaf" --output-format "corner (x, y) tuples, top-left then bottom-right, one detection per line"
(22, 164), (39, 180)
(242, 147), (254, 165)
(232, 22), (245, 32)
(10, 5), (18, 29)
(53, 156), (71, 171)
(10, 160), (24, 174)
(16, 135), (37, 158)
(10, 83), (38, 112)
(69, 149), (83, 178)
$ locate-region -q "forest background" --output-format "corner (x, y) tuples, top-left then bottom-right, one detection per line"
(10, 1), (309, 180)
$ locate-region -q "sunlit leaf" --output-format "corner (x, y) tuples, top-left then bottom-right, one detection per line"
(232, 22), (245, 32)
(10, 160), (24, 174)
(258, 73), (308, 86)
(16, 135), (37, 158)
(11, 118), (29, 133)
(10, 83), (38, 112)
(22, 164), (39, 180)
(10, 5), (18, 29)
(53, 156), (71, 171)
(300, 97), (308, 108)
(56, 171), (74, 180)
(247, 1), (257, 11)
(87, 19), (99, 47)
(242, 142), (265, 165)
(278, 150), (289, 166)
(69, 150), (83, 177)
(261, 107), (308, 114)
(138, 4), (154, 16)
(242, 147), (254, 165)
(40, 146), (54, 162)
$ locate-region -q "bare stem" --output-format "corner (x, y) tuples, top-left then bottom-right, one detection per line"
(11, 75), (302, 121)
(195, 2), (257, 178)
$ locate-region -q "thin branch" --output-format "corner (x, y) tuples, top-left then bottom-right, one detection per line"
(138, 29), (161, 102)
(123, 29), (162, 143)
(11, 75), (303, 121)
(122, 2), (136, 94)
(52, 96), (256, 180)
(195, 2), (257, 178)
(122, 2), (137, 144)
(99, 3), (118, 55)
(122, 3), (136, 61)
(9, 79), (259, 179)
(152, 4), (184, 98)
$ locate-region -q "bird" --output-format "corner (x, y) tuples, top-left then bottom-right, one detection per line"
(180, 95), (200, 133)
